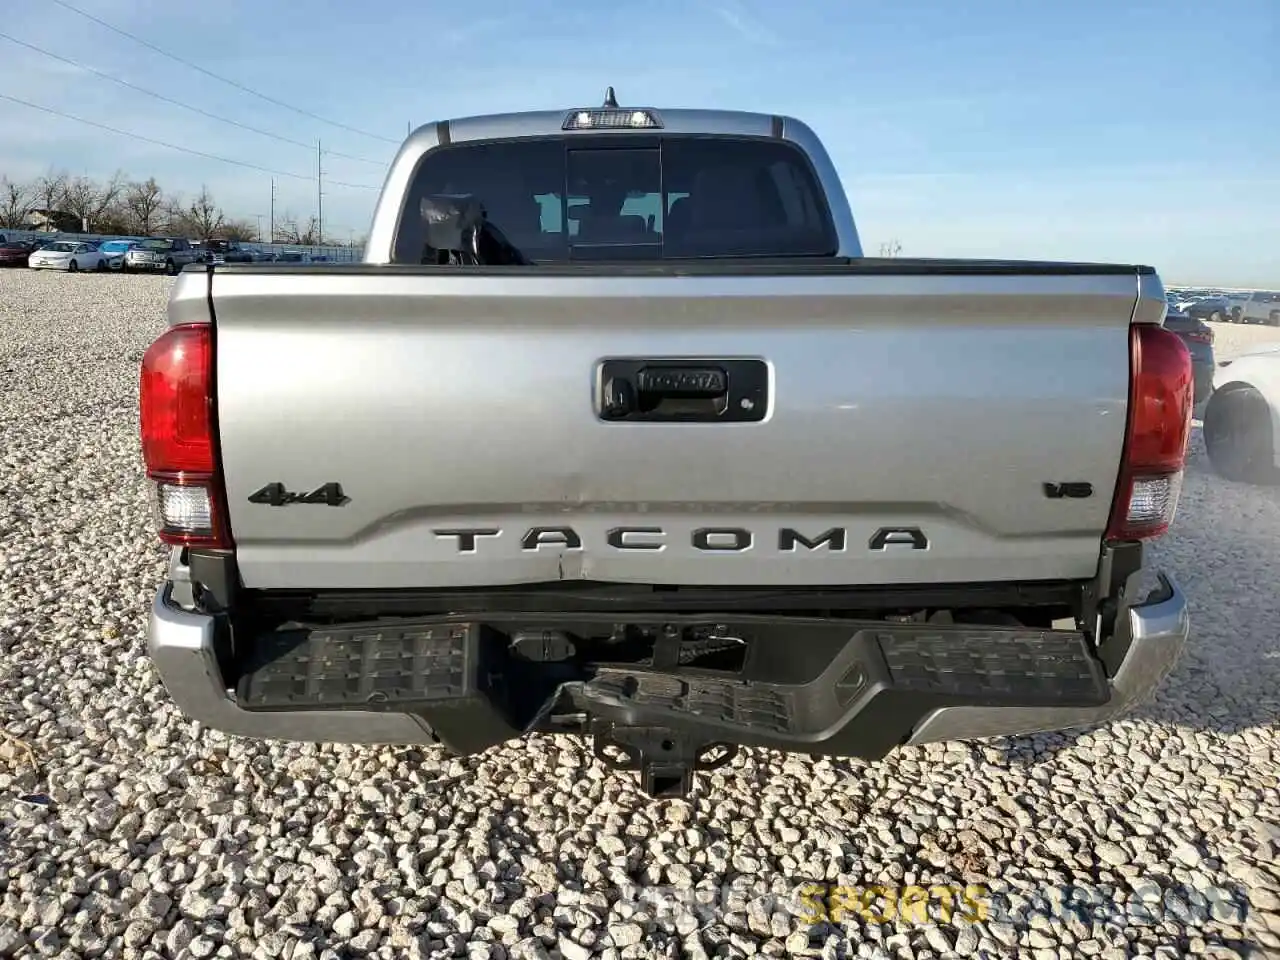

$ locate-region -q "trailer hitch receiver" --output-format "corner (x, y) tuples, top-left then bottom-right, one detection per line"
(590, 720), (738, 799)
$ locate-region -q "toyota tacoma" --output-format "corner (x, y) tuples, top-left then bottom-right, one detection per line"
(140, 92), (1194, 798)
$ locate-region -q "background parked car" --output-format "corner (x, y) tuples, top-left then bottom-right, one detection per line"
(1163, 309), (1216, 404)
(124, 237), (202, 274)
(1227, 291), (1280, 325)
(198, 238), (258, 264)
(27, 240), (110, 272)
(1206, 345), (1280, 484)
(1178, 294), (1232, 323)
(97, 239), (142, 272)
(0, 238), (39, 267)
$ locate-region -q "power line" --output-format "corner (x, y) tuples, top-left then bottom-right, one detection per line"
(48, 0), (400, 145)
(325, 177), (377, 190)
(0, 31), (386, 166)
(0, 92), (377, 189)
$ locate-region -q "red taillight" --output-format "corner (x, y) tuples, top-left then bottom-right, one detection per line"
(139, 323), (231, 548)
(1185, 329), (1213, 345)
(1105, 324), (1194, 542)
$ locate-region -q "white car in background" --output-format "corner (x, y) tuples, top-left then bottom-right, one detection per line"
(1205, 345), (1280, 484)
(1226, 291), (1280, 326)
(27, 240), (110, 272)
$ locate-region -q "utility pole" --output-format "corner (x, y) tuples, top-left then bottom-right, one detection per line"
(316, 140), (324, 245)
(269, 179), (276, 243)
(252, 213), (264, 242)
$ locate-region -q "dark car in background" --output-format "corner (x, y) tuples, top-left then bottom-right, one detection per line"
(1182, 294), (1232, 324)
(199, 238), (258, 264)
(1163, 309), (1215, 403)
(0, 238), (39, 267)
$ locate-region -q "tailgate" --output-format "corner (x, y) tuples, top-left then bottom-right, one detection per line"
(206, 266), (1145, 590)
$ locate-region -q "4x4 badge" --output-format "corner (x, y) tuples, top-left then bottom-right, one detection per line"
(247, 482), (349, 507)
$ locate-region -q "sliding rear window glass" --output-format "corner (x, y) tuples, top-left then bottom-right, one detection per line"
(393, 135), (837, 263)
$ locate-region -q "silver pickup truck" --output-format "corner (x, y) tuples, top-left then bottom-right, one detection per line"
(140, 93), (1194, 798)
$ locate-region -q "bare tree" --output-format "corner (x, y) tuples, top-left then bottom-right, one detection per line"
(61, 172), (124, 232)
(160, 196), (186, 236)
(124, 178), (164, 235)
(33, 168), (69, 215)
(0, 176), (34, 228)
(94, 205), (134, 236)
(90, 171), (125, 230)
(220, 219), (257, 242)
(3, 166), (310, 242)
(878, 239), (903, 258)
(183, 185), (225, 239)
(274, 212), (321, 245)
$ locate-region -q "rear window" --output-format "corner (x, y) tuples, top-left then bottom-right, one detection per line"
(393, 135), (837, 263)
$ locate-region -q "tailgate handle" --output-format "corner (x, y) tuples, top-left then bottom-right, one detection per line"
(598, 358), (768, 423)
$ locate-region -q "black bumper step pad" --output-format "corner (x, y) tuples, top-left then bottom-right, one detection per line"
(874, 628), (1107, 701)
(236, 621), (479, 711)
(578, 625), (1109, 743)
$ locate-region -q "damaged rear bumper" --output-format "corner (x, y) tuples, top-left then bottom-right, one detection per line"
(146, 572), (1189, 764)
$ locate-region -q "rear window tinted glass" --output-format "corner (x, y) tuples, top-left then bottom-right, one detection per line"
(394, 135), (836, 263)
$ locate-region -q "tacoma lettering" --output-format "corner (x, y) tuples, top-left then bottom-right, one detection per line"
(521, 527), (582, 550)
(607, 527), (665, 550)
(430, 526), (926, 553)
(433, 528), (500, 553)
(779, 527), (846, 552)
(868, 527), (929, 551)
(691, 527), (752, 552)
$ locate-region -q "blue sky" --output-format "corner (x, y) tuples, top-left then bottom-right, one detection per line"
(1, 0), (1276, 286)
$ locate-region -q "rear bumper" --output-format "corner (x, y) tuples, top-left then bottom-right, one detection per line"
(147, 572), (1189, 752)
(908, 572), (1187, 743)
(148, 582), (438, 744)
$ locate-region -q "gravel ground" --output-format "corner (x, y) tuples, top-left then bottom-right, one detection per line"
(1, 270), (1278, 960)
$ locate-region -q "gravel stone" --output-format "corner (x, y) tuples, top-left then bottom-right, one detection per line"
(0, 927), (26, 958)
(609, 923), (644, 948)
(1095, 841), (1130, 866)
(0, 274), (1278, 959)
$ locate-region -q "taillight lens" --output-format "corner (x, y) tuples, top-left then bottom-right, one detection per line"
(1106, 324), (1194, 542)
(139, 323), (231, 548)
